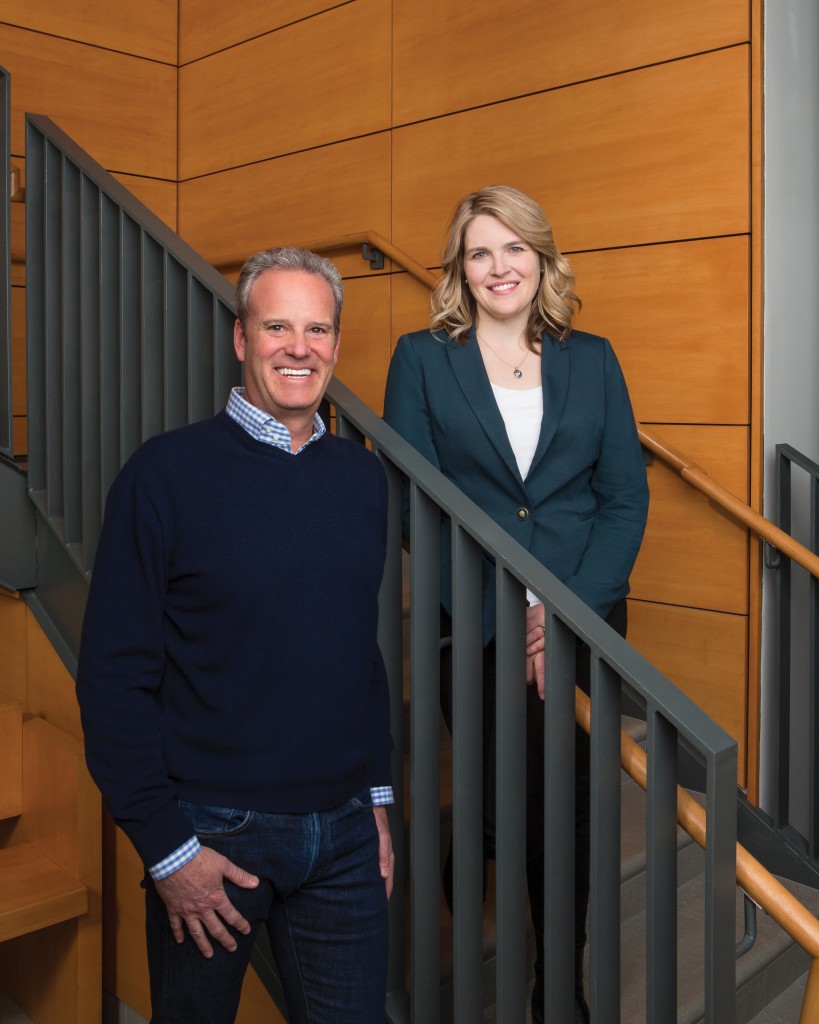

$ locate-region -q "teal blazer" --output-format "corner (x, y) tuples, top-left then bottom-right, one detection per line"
(383, 327), (649, 640)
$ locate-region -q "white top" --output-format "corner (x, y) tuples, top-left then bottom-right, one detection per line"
(490, 382), (543, 480)
(490, 382), (544, 607)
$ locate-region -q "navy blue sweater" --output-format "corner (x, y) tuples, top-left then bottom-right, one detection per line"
(77, 412), (392, 868)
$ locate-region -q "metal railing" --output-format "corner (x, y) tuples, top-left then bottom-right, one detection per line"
(771, 444), (819, 855)
(20, 111), (743, 1022)
(1, 65), (13, 459)
(24, 115), (240, 578)
(328, 379), (740, 1022)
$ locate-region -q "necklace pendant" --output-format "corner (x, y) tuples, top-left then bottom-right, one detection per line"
(513, 367), (522, 379)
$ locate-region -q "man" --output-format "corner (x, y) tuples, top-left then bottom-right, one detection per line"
(77, 247), (394, 1024)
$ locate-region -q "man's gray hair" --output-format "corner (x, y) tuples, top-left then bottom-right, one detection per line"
(235, 247), (344, 334)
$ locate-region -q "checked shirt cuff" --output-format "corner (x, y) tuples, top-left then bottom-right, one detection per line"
(149, 835), (201, 880)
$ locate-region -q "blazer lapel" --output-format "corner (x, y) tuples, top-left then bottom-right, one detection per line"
(447, 332), (522, 480)
(528, 335), (571, 476)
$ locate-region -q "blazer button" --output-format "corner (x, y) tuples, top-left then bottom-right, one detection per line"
(517, 507), (529, 520)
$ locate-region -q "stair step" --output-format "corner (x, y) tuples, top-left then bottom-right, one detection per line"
(0, 842), (88, 942)
(618, 860), (819, 1024)
(746, 967), (809, 1023)
(619, 777), (701, 923)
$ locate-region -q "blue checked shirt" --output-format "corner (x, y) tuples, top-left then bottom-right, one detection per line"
(150, 388), (393, 880)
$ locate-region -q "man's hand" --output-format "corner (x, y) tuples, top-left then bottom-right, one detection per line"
(154, 846), (260, 958)
(373, 805), (394, 899)
(525, 604), (546, 698)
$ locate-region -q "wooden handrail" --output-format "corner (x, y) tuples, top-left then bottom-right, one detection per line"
(640, 431), (819, 579)
(211, 232), (819, 582)
(575, 689), (819, 1021)
(212, 230), (439, 291)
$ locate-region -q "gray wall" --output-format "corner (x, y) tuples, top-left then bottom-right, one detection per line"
(760, 0), (819, 815)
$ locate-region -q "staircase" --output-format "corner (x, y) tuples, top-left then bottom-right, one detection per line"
(452, 716), (819, 1022)
(0, 687), (101, 1024)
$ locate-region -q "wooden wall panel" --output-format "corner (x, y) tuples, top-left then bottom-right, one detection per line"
(390, 273), (437, 351)
(394, 0), (748, 124)
(25, 613), (82, 741)
(0, 0), (178, 63)
(573, 237), (750, 426)
(0, 593), (27, 703)
(179, 0), (343, 64)
(179, 134), (391, 278)
(393, 47), (749, 265)
(179, 0), (390, 179)
(632, 426), (749, 614)
(112, 174), (178, 232)
(335, 276), (392, 415)
(628, 600), (747, 779)
(0, 24), (176, 177)
(12, 419), (27, 458)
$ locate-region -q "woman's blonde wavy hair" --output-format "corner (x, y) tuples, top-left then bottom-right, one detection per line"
(430, 185), (580, 348)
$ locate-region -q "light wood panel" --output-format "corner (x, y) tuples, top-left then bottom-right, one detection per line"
(390, 272), (436, 349)
(179, 0), (390, 179)
(0, 24), (176, 178)
(179, 0), (345, 64)
(394, 0), (748, 124)
(179, 134), (391, 277)
(111, 173), (178, 232)
(335, 276), (392, 415)
(0, 0), (178, 63)
(12, 417), (27, 459)
(0, 697), (22, 820)
(105, 820), (150, 1019)
(393, 47), (749, 264)
(573, 237), (750, 426)
(631, 425), (749, 614)
(0, 592), (27, 701)
(0, 717), (102, 1024)
(627, 600), (747, 782)
(26, 612), (82, 740)
(0, 844), (86, 942)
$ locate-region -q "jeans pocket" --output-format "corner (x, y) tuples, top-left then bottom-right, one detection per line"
(178, 800), (254, 838)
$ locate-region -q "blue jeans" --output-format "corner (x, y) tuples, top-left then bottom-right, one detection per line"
(144, 789), (388, 1024)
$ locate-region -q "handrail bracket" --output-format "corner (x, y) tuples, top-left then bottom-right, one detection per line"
(361, 242), (384, 271)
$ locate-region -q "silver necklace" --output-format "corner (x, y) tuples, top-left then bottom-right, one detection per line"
(477, 333), (530, 379)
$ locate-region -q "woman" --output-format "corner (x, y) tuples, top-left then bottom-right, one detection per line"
(383, 185), (649, 1023)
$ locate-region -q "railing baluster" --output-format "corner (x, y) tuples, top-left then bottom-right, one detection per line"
(646, 708), (678, 1022)
(494, 568), (527, 1022)
(589, 659), (625, 1024)
(704, 743), (737, 1022)
(543, 612), (578, 1022)
(409, 483), (441, 1024)
(451, 523), (485, 1023)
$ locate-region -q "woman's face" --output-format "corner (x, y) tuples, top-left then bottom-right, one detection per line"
(462, 214), (541, 332)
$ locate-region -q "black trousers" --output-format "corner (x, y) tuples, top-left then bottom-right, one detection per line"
(440, 599), (628, 996)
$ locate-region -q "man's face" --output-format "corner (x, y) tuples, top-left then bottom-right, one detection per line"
(233, 269), (340, 432)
